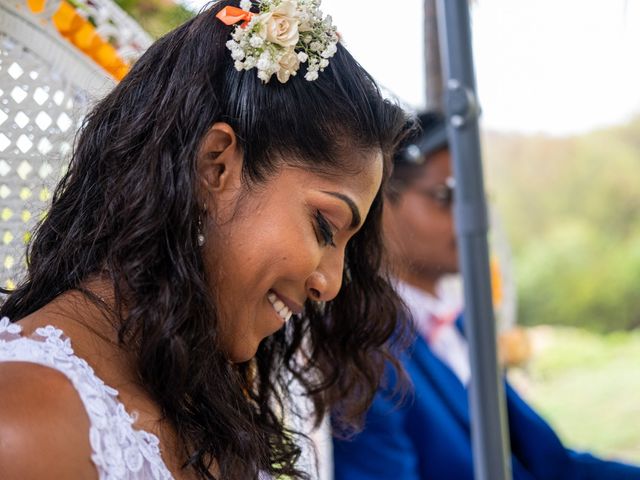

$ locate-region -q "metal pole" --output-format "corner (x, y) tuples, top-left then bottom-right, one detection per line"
(424, 0), (444, 110)
(435, 2), (512, 480)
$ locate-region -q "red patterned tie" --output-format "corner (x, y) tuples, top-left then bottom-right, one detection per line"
(425, 312), (457, 345)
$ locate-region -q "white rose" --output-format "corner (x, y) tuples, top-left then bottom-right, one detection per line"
(257, 1), (300, 48)
(276, 49), (301, 83)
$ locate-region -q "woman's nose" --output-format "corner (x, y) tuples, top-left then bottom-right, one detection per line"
(305, 255), (344, 302)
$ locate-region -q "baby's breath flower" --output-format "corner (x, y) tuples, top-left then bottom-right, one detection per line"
(257, 54), (272, 71)
(240, 0), (252, 11)
(304, 70), (319, 81)
(231, 48), (246, 61)
(247, 15), (260, 28)
(258, 70), (272, 82)
(249, 36), (264, 47)
(321, 42), (337, 58)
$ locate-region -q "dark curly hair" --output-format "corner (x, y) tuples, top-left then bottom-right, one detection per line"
(0, 1), (411, 478)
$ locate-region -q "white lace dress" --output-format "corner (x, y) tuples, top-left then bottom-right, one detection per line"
(0, 317), (174, 480)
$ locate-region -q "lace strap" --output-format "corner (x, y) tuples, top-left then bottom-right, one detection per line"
(0, 317), (173, 479)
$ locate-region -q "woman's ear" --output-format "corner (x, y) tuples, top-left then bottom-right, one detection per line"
(196, 122), (244, 209)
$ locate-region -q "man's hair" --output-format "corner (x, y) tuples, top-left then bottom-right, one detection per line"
(387, 111), (448, 201)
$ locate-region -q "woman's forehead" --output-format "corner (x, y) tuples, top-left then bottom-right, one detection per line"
(290, 149), (383, 190)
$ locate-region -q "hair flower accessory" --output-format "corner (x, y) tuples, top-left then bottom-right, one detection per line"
(217, 0), (339, 83)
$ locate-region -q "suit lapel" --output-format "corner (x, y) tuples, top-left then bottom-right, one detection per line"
(410, 335), (471, 427)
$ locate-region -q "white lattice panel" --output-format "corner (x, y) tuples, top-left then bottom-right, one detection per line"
(0, 32), (89, 289)
(0, 0), (151, 291)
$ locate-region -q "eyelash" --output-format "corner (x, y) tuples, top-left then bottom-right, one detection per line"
(314, 210), (336, 247)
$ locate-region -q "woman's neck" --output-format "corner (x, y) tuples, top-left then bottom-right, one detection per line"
(17, 282), (137, 384)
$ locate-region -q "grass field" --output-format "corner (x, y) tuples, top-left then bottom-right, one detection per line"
(508, 326), (640, 464)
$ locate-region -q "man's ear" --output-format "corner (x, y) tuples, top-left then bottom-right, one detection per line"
(196, 122), (243, 207)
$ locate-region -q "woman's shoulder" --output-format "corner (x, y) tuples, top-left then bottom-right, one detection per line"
(0, 361), (97, 479)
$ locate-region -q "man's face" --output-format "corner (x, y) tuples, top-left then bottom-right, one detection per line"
(383, 149), (459, 280)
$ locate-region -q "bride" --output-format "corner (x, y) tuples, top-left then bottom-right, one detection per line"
(0, 0), (411, 478)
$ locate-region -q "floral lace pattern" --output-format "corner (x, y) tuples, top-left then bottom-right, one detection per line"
(0, 317), (173, 480)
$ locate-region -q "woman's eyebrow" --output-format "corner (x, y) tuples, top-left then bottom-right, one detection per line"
(321, 191), (362, 229)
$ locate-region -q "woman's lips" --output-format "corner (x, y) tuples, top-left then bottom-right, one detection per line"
(272, 291), (304, 315)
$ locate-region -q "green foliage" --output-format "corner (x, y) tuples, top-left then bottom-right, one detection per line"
(516, 224), (640, 331)
(115, 0), (195, 38)
(485, 116), (640, 331)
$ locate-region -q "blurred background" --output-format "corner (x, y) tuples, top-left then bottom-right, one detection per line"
(4, 0), (639, 464)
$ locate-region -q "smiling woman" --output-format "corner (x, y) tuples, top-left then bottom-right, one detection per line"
(203, 157), (383, 362)
(0, 0), (411, 479)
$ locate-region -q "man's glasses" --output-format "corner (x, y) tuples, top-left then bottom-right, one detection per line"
(411, 176), (455, 209)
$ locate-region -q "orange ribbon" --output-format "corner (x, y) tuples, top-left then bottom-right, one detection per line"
(216, 6), (255, 28)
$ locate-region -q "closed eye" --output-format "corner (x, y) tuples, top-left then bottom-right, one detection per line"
(314, 210), (336, 248)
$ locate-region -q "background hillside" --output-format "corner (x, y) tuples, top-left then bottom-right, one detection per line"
(485, 116), (640, 332)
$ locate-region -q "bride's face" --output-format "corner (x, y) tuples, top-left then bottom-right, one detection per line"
(198, 125), (383, 362)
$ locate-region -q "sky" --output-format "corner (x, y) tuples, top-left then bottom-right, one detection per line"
(183, 0), (640, 136)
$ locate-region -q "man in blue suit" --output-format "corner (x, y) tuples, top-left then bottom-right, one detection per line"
(332, 111), (640, 480)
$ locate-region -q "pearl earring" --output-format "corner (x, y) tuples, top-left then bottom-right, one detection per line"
(197, 205), (206, 247)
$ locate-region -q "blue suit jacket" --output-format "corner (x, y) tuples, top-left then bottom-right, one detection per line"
(333, 330), (640, 480)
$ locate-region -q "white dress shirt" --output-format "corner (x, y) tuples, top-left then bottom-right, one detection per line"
(395, 280), (471, 386)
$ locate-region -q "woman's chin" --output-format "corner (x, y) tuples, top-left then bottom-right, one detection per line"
(226, 334), (264, 364)
(224, 311), (287, 363)
(227, 346), (258, 364)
